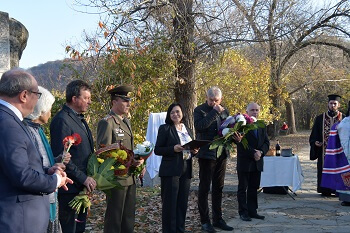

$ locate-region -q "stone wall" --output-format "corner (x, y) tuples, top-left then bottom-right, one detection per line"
(0, 12), (10, 76)
(0, 11), (28, 77)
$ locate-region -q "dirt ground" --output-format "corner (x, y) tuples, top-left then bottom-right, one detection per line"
(85, 130), (311, 233)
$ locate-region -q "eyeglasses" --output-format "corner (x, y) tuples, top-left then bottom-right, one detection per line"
(28, 90), (42, 99)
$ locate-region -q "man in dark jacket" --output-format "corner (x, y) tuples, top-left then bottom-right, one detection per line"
(234, 102), (269, 221)
(50, 80), (95, 233)
(194, 86), (233, 232)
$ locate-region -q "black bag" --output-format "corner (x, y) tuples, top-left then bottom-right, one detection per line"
(263, 186), (288, 195)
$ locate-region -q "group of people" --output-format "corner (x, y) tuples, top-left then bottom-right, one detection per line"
(309, 94), (350, 206)
(0, 68), (144, 233)
(154, 86), (270, 233)
(0, 69), (271, 233)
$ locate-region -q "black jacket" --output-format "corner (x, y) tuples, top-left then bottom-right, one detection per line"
(194, 102), (229, 160)
(154, 124), (194, 177)
(50, 104), (94, 194)
(236, 126), (270, 172)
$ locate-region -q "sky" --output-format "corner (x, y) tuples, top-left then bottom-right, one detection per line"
(1, 0), (337, 69)
(2, 0), (101, 68)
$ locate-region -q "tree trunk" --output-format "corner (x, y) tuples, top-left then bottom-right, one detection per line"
(172, 0), (196, 134)
(285, 100), (297, 134)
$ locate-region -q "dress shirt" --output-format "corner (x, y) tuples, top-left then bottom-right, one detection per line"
(0, 99), (23, 120)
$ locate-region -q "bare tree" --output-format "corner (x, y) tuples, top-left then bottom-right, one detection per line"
(232, 0), (350, 136)
(71, 0), (249, 130)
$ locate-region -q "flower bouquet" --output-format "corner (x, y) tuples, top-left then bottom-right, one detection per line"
(130, 141), (154, 186)
(96, 143), (134, 177)
(209, 113), (265, 157)
(61, 133), (81, 162)
(68, 143), (133, 214)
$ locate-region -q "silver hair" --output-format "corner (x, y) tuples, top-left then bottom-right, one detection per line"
(207, 86), (222, 98)
(0, 68), (33, 97)
(27, 86), (55, 120)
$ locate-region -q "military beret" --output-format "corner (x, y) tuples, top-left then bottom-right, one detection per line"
(108, 85), (134, 101)
(327, 94), (341, 102)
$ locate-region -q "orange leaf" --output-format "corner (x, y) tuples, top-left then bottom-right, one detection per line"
(98, 21), (104, 29)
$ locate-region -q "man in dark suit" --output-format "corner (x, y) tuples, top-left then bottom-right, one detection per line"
(194, 86), (233, 232)
(50, 80), (95, 233)
(97, 85), (144, 233)
(0, 68), (71, 233)
(234, 102), (270, 221)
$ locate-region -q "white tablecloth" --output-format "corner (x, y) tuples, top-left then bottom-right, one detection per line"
(260, 155), (304, 192)
(145, 112), (167, 179)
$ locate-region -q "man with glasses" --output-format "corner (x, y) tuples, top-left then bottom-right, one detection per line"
(0, 68), (72, 233)
(28, 90), (42, 98)
(194, 86), (233, 232)
(50, 80), (95, 233)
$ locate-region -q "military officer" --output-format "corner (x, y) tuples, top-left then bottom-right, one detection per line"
(97, 85), (144, 233)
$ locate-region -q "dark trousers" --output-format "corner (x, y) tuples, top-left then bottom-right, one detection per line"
(161, 160), (191, 233)
(198, 156), (227, 224)
(104, 184), (136, 233)
(237, 170), (261, 216)
(58, 193), (87, 233)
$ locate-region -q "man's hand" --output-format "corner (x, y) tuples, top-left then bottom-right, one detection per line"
(133, 158), (145, 167)
(315, 141), (323, 147)
(213, 104), (225, 113)
(55, 170), (73, 191)
(254, 150), (262, 161)
(48, 165), (64, 175)
(174, 144), (184, 153)
(83, 176), (97, 192)
(233, 132), (243, 143)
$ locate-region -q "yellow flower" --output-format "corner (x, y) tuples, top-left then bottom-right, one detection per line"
(118, 165), (126, 169)
(110, 166), (115, 170)
(117, 150), (127, 160)
(97, 158), (104, 163)
(110, 151), (118, 158)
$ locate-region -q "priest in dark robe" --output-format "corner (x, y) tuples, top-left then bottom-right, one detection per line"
(309, 94), (344, 196)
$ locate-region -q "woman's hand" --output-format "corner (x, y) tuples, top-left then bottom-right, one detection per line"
(191, 148), (199, 154)
(174, 144), (184, 152)
(62, 152), (71, 164)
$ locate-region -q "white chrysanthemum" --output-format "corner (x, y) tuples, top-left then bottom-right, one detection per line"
(143, 141), (152, 147)
(236, 114), (246, 125)
(136, 144), (147, 153)
(222, 128), (230, 136)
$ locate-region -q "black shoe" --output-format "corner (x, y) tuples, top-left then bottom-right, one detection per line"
(213, 219), (233, 231)
(341, 201), (350, 206)
(239, 214), (252, 221)
(201, 222), (216, 233)
(249, 213), (265, 220)
(321, 192), (332, 197)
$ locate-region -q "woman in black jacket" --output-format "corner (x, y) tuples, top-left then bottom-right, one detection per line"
(154, 103), (199, 233)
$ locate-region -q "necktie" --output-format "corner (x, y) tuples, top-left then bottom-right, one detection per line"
(254, 129), (258, 138)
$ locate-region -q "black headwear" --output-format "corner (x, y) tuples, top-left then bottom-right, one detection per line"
(327, 94), (341, 102)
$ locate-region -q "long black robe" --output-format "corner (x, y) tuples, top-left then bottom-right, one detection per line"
(309, 111), (343, 194)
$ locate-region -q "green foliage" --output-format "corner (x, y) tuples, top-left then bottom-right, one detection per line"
(197, 49), (273, 122)
(89, 39), (176, 143)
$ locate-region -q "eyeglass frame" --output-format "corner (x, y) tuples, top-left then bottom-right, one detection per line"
(27, 90), (42, 99)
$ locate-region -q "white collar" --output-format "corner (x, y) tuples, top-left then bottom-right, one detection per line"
(0, 99), (24, 121)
